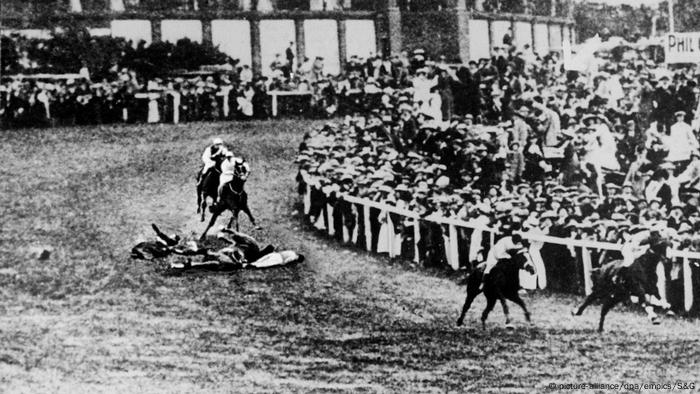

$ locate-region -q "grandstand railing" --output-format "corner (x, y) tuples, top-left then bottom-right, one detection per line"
(300, 171), (698, 314)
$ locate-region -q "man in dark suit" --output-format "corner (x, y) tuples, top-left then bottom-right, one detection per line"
(286, 42), (295, 72)
(652, 75), (674, 134)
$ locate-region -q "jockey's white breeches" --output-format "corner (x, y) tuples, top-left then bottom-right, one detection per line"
(202, 159), (216, 175)
(218, 173), (234, 197)
(621, 244), (646, 267)
(483, 256), (498, 275)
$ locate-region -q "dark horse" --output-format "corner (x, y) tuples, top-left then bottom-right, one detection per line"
(200, 160), (258, 240)
(571, 241), (669, 332)
(197, 159), (223, 222)
(456, 249), (536, 329)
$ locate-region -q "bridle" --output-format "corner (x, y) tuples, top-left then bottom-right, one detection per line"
(227, 163), (248, 196)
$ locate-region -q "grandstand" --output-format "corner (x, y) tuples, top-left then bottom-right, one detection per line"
(1, 0), (575, 75)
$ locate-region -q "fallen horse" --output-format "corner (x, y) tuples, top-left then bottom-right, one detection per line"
(131, 224), (304, 271)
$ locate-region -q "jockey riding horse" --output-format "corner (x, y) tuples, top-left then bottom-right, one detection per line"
(201, 158), (259, 240)
(572, 235), (671, 332)
(197, 155), (227, 222)
(457, 246), (536, 329)
(197, 138), (229, 221)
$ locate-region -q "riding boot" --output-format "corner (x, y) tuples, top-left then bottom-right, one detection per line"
(258, 244), (275, 258)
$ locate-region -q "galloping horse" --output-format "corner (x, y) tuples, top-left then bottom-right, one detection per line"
(457, 249), (536, 329)
(196, 159), (223, 222)
(571, 241), (670, 332)
(200, 159), (258, 239)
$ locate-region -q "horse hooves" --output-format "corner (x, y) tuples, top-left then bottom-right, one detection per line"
(505, 323), (515, 330)
(651, 317), (661, 325)
(666, 310), (676, 317)
(570, 308), (578, 317)
(456, 319), (464, 327)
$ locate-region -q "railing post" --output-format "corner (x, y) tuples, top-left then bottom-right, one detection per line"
(683, 257), (693, 312)
(363, 203), (372, 252)
(171, 91), (180, 124)
(327, 202), (334, 236)
(303, 184), (311, 215)
(657, 260), (668, 307)
(449, 224), (459, 270)
(413, 220), (420, 264)
(386, 213), (394, 257)
(582, 247), (593, 295)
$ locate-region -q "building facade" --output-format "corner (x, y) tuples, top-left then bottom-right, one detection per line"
(1, 0), (576, 75)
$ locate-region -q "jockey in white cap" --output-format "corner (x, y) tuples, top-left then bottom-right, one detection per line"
(200, 137), (226, 177)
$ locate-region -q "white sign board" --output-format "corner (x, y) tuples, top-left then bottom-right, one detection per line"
(665, 32), (700, 64)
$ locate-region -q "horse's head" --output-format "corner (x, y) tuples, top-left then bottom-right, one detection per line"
(233, 159), (250, 181)
(647, 238), (671, 267)
(509, 248), (536, 275)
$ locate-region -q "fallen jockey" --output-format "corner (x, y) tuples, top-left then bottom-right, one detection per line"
(177, 229), (303, 270)
(618, 229), (674, 311)
(131, 224), (303, 270)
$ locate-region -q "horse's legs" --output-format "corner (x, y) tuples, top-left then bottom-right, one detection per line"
(201, 209), (221, 240)
(481, 296), (497, 330)
(572, 290), (601, 316)
(227, 212), (236, 229)
(598, 295), (620, 333)
(456, 287), (481, 326)
(641, 301), (660, 325)
(196, 183), (202, 215)
(233, 211), (240, 231)
(629, 283), (661, 324)
(242, 204), (257, 227)
(497, 293), (511, 327)
(508, 293), (531, 322)
(200, 198), (207, 222)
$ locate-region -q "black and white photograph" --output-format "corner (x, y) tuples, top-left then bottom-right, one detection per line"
(1, 0), (699, 392)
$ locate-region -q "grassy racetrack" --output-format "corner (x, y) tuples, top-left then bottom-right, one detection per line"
(1, 120), (699, 393)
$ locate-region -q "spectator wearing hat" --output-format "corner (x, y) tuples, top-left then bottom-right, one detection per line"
(511, 106), (531, 150)
(676, 151), (700, 192)
(645, 169), (673, 209)
(522, 133), (546, 183)
(412, 67), (437, 107)
(533, 100), (561, 147)
(505, 141), (525, 183)
(665, 110), (699, 172)
(652, 75), (674, 134)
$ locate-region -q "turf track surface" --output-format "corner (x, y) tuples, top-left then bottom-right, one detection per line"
(0, 121), (698, 393)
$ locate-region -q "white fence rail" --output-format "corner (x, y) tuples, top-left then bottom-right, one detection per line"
(300, 171), (698, 314)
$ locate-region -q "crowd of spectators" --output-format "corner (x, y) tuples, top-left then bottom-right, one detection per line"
(295, 41), (700, 304)
(0, 32), (379, 127)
